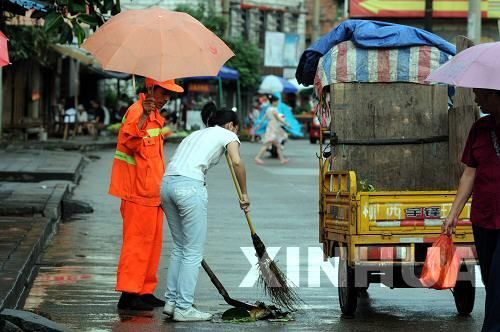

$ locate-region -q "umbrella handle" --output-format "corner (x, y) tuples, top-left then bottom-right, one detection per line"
(225, 153), (256, 235)
(132, 74), (136, 95)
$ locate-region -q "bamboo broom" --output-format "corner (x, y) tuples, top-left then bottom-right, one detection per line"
(225, 153), (301, 311)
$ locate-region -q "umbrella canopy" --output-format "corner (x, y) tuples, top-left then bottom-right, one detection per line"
(0, 31), (9, 67)
(426, 42), (500, 90)
(314, 41), (452, 96)
(258, 75), (298, 94)
(81, 7), (234, 81)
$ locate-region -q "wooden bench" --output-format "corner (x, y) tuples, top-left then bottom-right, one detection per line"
(7, 123), (45, 141)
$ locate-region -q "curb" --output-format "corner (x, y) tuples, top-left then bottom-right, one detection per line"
(0, 152), (87, 184)
(2, 140), (117, 152)
(0, 184), (70, 312)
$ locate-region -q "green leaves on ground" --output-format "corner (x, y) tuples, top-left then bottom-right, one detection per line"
(359, 180), (376, 192)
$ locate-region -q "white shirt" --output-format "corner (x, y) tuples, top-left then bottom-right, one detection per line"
(166, 126), (240, 182)
(77, 111), (88, 123)
(63, 108), (77, 123)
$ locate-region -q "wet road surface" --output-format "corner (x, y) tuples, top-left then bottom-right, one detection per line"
(24, 140), (485, 331)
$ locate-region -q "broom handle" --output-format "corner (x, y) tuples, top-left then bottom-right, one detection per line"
(225, 153), (256, 235)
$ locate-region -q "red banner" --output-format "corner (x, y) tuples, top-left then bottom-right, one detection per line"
(349, 0), (500, 18)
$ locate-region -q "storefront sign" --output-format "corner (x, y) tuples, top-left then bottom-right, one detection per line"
(187, 82), (210, 93)
(350, 0), (500, 18)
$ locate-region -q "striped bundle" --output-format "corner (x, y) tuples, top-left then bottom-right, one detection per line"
(314, 40), (453, 96)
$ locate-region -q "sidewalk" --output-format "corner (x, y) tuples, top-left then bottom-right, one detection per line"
(0, 136), (117, 152)
(0, 150), (86, 313)
(0, 182), (69, 310)
(0, 150), (85, 183)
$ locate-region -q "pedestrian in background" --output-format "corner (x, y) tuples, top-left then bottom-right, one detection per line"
(109, 78), (184, 311)
(76, 104), (92, 135)
(254, 95), (290, 165)
(63, 100), (77, 124)
(160, 101), (249, 321)
(89, 100), (107, 138)
(248, 102), (261, 142)
(442, 88), (500, 332)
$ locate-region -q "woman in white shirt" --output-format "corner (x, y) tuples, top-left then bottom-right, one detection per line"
(160, 102), (249, 322)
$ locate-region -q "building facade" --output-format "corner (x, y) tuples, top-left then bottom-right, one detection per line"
(304, 0), (342, 46)
(121, 0), (221, 11)
(227, 0), (306, 77)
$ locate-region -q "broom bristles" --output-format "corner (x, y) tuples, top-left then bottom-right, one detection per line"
(251, 234), (302, 311)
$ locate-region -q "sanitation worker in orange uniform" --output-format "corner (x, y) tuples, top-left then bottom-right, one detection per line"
(109, 78), (183, 311)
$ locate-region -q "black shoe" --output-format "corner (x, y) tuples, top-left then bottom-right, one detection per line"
(140, 294), (165, 307)
(117, 292), (154, 311)
(117, 292), (133, 309)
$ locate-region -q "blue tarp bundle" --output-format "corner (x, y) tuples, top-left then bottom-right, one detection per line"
(255, 93), (304, 138)
(296, 19), (456, 86)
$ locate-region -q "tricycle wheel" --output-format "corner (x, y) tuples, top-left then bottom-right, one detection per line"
(310, 137), (317, 144)
(338, 249), (357, 315)
(453, 270), (475, 315)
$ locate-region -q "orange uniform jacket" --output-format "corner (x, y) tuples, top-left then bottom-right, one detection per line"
(109, 94), (165, 206)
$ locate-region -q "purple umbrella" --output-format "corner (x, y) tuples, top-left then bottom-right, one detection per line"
(426, 42), (500, 90)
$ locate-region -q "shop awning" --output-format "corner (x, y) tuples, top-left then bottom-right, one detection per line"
(218, 66), (239, 80)
(51, 44), (131, 79)
(85, 65), (131, 79)
(51, 44), (97, 66)
(183, 66), (239, 81)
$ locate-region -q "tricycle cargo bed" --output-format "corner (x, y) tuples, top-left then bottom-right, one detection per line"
(321, 171), (472, 237)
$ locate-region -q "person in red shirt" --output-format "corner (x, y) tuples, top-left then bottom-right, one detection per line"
(109, 78), (183, 311)
(443, 88), (500, 332)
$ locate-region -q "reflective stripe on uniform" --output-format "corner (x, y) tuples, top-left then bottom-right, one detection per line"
(122, 115), (126, 123)
(115, 150), (136, 165)
(146, 128), (161, 137)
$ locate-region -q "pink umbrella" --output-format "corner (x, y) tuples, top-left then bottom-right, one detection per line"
(81, 7), (234, 81)
(0, 31), (10, 67)
(426, 42), (500, 90)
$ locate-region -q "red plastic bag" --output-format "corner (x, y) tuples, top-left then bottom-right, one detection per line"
(419, 234), (460, 290)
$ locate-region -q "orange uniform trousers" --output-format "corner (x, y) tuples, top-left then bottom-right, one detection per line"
(116, 200), (163, 294)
